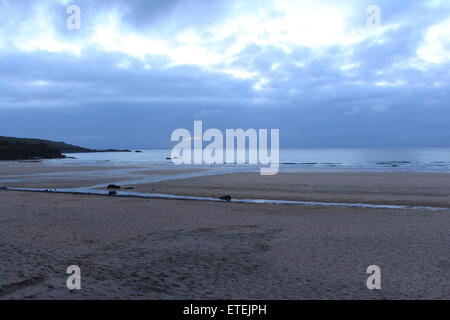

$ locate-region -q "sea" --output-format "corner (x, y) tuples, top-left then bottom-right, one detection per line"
(45, 148), (450, 173)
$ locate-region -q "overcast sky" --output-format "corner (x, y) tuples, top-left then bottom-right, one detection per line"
(0, 0), (449, 148)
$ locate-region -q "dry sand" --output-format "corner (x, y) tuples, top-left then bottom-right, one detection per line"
(0, 190), (449, 299)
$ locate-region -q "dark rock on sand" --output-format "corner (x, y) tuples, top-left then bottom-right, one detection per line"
(108, 191), (117, 196)
(124, 187), (135, 190)
(219, 195), (232, 201)
(0, 186), (8, 190)
(134, 150), (142, 153)
(107, 184), (121, 189)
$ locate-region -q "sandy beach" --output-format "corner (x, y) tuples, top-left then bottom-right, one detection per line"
(0, 164), (449, 299)
(2, 0), (450, 305)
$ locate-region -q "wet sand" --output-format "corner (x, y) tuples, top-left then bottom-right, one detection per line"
(0, 164), (206, 189)
(0, 163), (143, 175)
(128, 172), (450, 208)
(0, 190), (449, 299)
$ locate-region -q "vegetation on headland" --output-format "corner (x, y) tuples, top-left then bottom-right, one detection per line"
(0, 136), (131, 160)
(0, 139), (65, 160)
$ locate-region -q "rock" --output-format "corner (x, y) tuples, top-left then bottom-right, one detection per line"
(107, 184), (121, 189)
(134, 150), (142, 153)
(219, 195), (232, 201)
(108, 190), (117, 196)
(0, 186), (8, 190)
(166, 157), (171, 160)
(124, 187), (134, 190)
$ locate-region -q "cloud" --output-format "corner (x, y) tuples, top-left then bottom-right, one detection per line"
(0, 0), (449, 148)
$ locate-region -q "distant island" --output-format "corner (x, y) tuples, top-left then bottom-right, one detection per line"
(0, 136), (131, 160)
